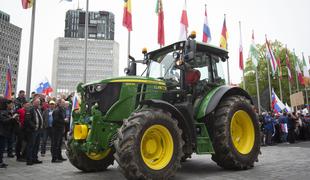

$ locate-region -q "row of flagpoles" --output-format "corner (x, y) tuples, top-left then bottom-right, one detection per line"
(13, 0), (309, 115)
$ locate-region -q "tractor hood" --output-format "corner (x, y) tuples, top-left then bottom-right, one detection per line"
(82, 76), (166, 88)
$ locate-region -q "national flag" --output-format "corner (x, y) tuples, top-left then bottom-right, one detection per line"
(239, 21), (243, 70)
(219, 15), (228, 49)
(202, 5), (211, 43)
(22, 0), (33, 9)
(156, 0), (165, 46)
(123, 0), (132, 31)
(70, 92), (80, 131)
(4, 57), (13, 100)
(285, 47), (293, 81)
(179, 0), (189, 40)
(265, 36), (277, 76)
(35, 77), (53, 95)
(271, 89), (286, 113)
(302, 52), (309, 76)
(249, 30), (259, 67)
(275, 48), (282, 79)
(294, 51), (304, 85)
(72, 93), (80, 110)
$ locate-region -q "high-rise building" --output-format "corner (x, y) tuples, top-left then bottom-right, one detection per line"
(65, 9), (114, 40)
(52, 37), (119, 95)
(0, 10), (22, 95)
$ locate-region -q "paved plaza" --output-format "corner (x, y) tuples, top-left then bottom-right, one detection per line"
(1, 141), (310, 180)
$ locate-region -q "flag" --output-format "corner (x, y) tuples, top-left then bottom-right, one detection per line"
(35, 77), (53, 95)
(70, 92), (80, 131)
(285, 47), (293, 81)
(271, 89), (286, 113)
(239, 22), (243, 70)
(22, 0), (33, 9)
(202, 5), (211, 43)
(156, 0), (165, 46)
(72, 93), (80, 110)
(179, 0), (188, 40)
(123, 0), (132, 31)
(219, 15), (228, 49)
(294, 52), (304, 85)
(4, 57), (13, 100)
(302, 52), (309, 77)
(275, 48), (282, 79)
(265, 36), (277, 76)
(249, 30), (259, 67)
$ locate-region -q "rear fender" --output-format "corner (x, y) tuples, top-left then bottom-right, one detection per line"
(196, 86), (253, 120)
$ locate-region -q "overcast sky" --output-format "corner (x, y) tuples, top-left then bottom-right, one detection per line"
(1, 0), (310, 92)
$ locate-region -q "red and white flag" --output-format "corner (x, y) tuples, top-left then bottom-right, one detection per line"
(156, 0), (165, 46)
(179, 0), (188, 40)
(265, 35), (277, 76)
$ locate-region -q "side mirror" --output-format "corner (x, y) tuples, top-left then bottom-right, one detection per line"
(184, 39), (196, 62)
(125, 61), (137, 76)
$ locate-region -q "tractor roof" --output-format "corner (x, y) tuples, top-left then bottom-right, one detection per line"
(146, 41), (229, 63)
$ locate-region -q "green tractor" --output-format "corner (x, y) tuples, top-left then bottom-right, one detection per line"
(66, 33), (260, 179)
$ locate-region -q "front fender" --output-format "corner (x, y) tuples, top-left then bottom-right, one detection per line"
(196, 86), (253, 119)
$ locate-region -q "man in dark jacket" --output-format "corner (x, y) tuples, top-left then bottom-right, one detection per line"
(51, 99), (67, 162)
(40, 100), (55, 156)
(24, 98), (43, 165)
(14, 90), (27, 111)
(0, 98), (18, 168)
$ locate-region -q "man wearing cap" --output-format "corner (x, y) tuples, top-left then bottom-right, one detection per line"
(41, 100), (56, 157)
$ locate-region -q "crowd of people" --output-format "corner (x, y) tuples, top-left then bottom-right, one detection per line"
(0, 90), (73, 168)
(260, 109), (310, 146)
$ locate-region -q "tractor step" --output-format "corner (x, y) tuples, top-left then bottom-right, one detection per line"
(195, 123), (214, 154)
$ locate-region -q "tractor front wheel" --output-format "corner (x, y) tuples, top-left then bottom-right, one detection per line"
(114, 109), (184, 179)
(209, 95), (260, 170)
(66, 138), (114, 172)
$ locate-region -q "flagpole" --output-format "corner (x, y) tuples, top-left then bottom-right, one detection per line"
(26, 0), (36, 100)
(288, 76), (292, 95)
(127, 31), (131, 69)
(265, 35), (272, 110)
(278, 74), (283, 101)
(83, 0), (89, 83)
(306, 87), (309, 107)
(239, 21), (245, 89)
(293, 49), (299, 92)
(255, 66), (261, 114)
(225, 14), (230, 85)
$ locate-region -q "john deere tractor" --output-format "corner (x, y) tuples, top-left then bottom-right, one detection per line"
(66, 32), (260, 179)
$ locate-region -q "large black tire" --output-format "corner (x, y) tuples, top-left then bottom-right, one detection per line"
(208, 95), (260, 170)
(66, 137), (114, 172)
(114, 109), (184, 180)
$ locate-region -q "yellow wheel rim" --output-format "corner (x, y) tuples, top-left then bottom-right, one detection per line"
(86, 148), (111, 160)
(230, 110), (255, 155)
(140, 125), (174, 170)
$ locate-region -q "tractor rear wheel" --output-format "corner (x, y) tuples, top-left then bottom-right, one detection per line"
(66, 137), (114, 172)
(114, 109), (184, 180)
(208, 95), (260, 170)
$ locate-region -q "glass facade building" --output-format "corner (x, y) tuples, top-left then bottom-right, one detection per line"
(0, 10), (22, 95)
(65, 9), (114, 40)
(52, 38), (119, 95)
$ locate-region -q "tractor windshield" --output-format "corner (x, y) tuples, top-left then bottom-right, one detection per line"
(148, 52), (180, 83)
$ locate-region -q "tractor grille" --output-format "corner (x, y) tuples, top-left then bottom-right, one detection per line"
(85, 83), (121, 115)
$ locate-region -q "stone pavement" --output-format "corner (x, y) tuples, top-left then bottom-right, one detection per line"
(1, 141), (310, 180)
